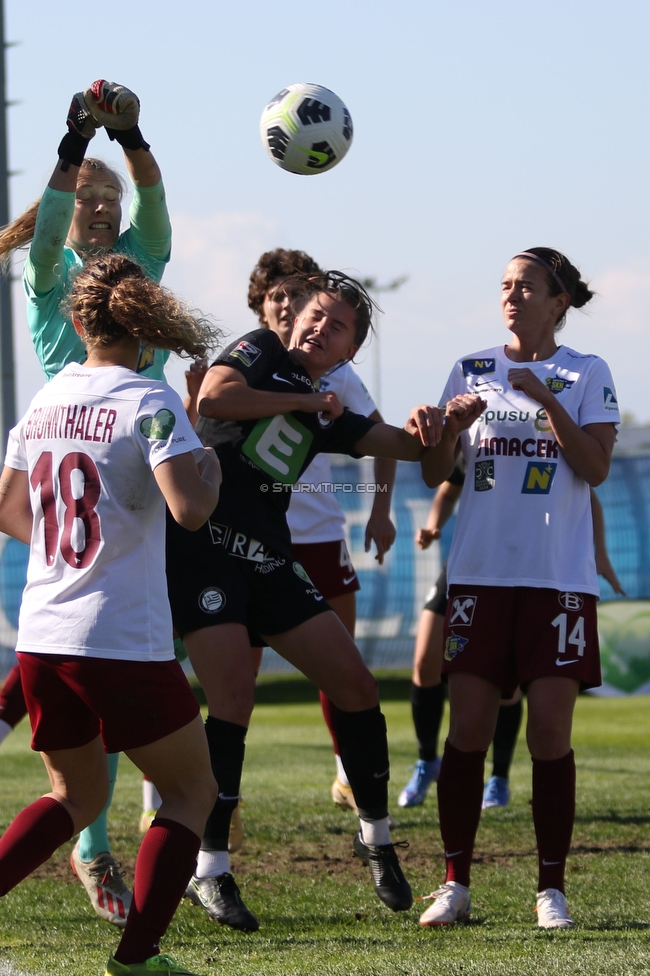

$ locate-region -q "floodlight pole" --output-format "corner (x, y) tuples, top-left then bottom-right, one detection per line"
(360, 275), (408, 413)
(0, 0), (14, 452)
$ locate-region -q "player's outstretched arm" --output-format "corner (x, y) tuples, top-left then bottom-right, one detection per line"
(0, 468), (32, 545)
(419, 395), (485, 488)
(198, 365), (341, 421)
(154, 448), (222, 531)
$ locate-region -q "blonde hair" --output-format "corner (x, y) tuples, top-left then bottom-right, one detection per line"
(67, 253), (220, 360)
(0, 159), (127, 266)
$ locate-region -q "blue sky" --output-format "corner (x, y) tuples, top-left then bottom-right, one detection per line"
(6, 0), (650, 424)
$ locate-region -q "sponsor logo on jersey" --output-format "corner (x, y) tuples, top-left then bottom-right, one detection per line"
(473, 378), (503, 392)
(474, 459), (495, 491)
(242, 413), (313, 484)
(199, 587), (226, 613)
(140, 409), (176, 440)
(444, 632), (469, 661)
(604, 386), (618, 410)
(462, 358), (496, 376)
(230, 340), (262, 367)
(476, 436), (559, 459)
(534, 409), (552, 432)
(546, 376), (575, 394)
(449, 596), (477, 626)
(521, 461), (557, 494)
(207, 521), (284, 570)
(136, 344), (156, 374)
(558, 592), (584, 611)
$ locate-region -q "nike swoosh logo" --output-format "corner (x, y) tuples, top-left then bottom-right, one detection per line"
(218, 793), (240, 801)
(314, 595), (324, 601)
(272, 372), (294, 385)
(373, 768), (390, 779)
(556, 658), (580, 666)
(445, 850), (463, 858)
(342, 575), (357, 586)
(541, 859), (562, 866)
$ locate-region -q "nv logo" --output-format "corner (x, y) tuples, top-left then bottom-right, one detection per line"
(449, 596), (477, 626)
(462, 358), (496, 376)
(297, 98), (331, 125)
(242, 413), (313, 484)
(521, 461), (557, 494)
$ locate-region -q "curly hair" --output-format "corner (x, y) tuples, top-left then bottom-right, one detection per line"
(247, 248), (323, 320)
(287, 271), (377, 347)
(66, 253), (220, 360)
(0, 159), (126, 267)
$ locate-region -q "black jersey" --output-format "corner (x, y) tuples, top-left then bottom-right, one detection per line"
(196, 329), (377, 554)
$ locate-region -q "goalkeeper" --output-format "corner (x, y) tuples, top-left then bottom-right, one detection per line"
(0, 80), (172, 928)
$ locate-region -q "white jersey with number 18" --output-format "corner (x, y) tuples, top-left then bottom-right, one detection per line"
(6, 363), (203, 662)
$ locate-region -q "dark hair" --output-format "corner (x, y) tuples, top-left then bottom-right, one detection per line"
(288, 271), (376, 347)
(66, 253), (219, 359)
(515, 247), (594, 330)
(247, 248), (323, 320)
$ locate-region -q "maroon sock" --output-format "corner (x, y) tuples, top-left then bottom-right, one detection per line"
(0, 664), (27, 728)
(437, 740), (486, 888)
(115, 818), (200, 965)
(319, 692), (340, 754)
(532, 750), (576, 894)
(0, 797), (73, 895)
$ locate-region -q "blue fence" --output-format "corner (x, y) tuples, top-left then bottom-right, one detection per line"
(1, 455), (649, 692)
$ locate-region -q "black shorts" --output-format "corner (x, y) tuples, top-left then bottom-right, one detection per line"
(166, 517), (331, 639)
(423, 564), (448, 615)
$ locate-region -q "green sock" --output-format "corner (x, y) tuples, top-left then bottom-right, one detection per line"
(77, 752), (119, 861)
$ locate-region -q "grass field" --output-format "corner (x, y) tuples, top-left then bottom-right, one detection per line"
(0, 690), (649, 975)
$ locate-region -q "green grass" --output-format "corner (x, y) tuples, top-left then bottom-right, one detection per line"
(1, 695), (649, 975)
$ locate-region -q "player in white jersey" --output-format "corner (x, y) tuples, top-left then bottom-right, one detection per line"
(0, 79), (173, 924)
(418, 247), (619, 931)
(249, 250), (397, 817)
(0, 253), (222, 976)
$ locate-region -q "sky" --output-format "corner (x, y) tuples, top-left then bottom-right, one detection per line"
(5, 0), (650, 427)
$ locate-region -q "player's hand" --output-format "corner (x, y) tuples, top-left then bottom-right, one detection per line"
(444, 394), (485, 435)
(508, 367), (552, 406)
(595, 550), (626, 594)
(302, 391), (344, 420)
(185, 359), (209, 401)
(365, 512), (396, 565)
(405, 405), (445, 447)
(83, 80), (140, 129)
(66, 92), (98, 139)
(415, 527), (441, 550)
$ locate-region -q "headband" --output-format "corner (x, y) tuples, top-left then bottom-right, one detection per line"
(514, 251), (569, 296)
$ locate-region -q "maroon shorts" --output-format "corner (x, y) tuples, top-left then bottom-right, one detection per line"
(442, 585), (601, 698)
(17, 653), (200, 754)
(290, 540), (360, 601)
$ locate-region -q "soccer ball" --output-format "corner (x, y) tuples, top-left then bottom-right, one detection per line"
(259, 83), (353, 176)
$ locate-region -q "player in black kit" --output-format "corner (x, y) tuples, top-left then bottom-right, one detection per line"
(166, 273), (482, 931)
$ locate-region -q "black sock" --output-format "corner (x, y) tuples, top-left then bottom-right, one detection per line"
(411, 682), (445, 761)
(202, 716), (247, 851)
(334, 705), (389, 821)
(492, 699), (523, 779)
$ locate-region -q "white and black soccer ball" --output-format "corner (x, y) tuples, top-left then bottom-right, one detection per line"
(259, 83), (353, 176)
